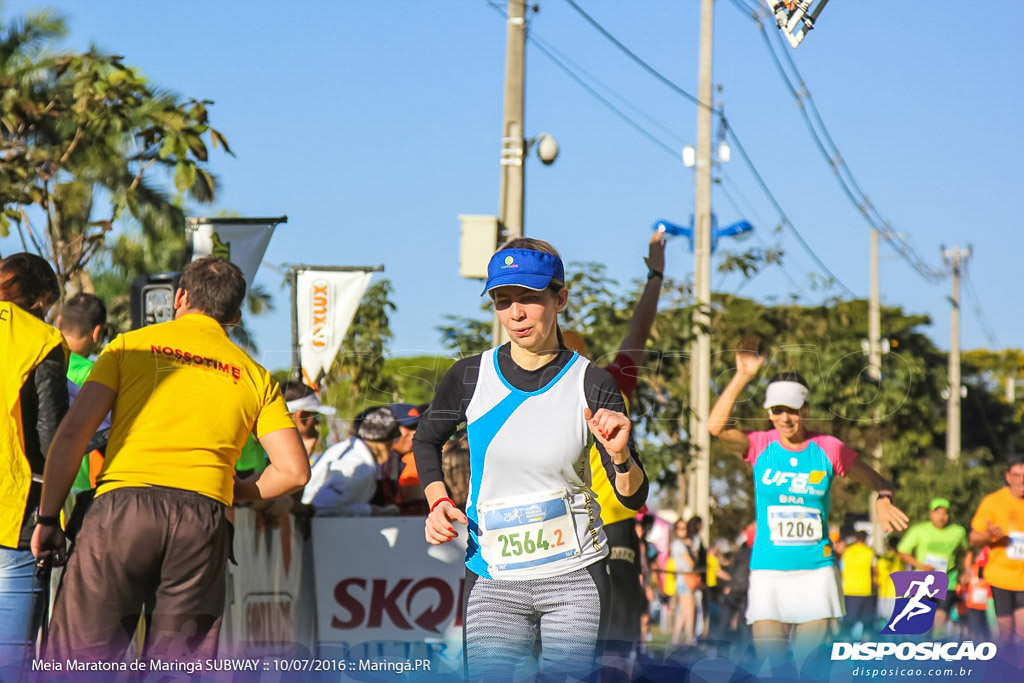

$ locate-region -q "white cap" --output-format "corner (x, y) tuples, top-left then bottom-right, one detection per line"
(763, 381), (808, 410)
(286, 393), (337, 415)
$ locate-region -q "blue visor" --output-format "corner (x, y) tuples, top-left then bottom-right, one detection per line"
(481, 249), (565, 295)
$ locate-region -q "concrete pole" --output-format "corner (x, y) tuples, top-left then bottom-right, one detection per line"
(868, 229), (884, 551)
(498, 0), (527, 241)
(690, 0), (714, 546)
(493, 0), (527, 347)
(943, 246), (970, 460)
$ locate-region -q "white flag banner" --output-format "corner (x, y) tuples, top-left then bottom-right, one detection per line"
(187, 220), (279, 288)
(296, 269), (373, 385)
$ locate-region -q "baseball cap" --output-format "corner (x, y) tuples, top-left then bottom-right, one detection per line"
(930, 497), (951, 511)
(481, 249), (564, 296)
(763, 380), (808, 410)
(390, 403), (421, 428)
(285, 393), (336, 415)
(355, 407), (401, 442)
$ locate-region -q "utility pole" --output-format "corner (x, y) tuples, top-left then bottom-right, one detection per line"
(492, 0), (528, 346)
(943, 246), (970, 460)
(868, 228), (884, 551)
(688, 0), (714, 546)
(498, 0), (527, 241)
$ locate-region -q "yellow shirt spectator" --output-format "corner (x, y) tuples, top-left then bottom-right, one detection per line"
(876, 549), (905, 599)
(971, 487), (1024, 591)
(707, 551), (721, 589)
(841, 540), (876, 597)
(89, 313), (294, 505)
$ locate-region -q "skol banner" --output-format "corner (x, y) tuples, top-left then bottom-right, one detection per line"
(310, 517), (467, 676)
(186, 218), (282, 288)
(295, 268), (373, 386)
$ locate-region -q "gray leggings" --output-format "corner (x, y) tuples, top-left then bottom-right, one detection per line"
(463, 561), (609, 681)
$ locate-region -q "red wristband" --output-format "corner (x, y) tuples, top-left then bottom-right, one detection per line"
(430, 497), (456, 513)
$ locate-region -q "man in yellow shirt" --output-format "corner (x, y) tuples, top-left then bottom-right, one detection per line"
(970, 455), (1024, 644)
(841, 530), (876, 639)
(876, 535), (905, 626)
(32, 257), (310, 662)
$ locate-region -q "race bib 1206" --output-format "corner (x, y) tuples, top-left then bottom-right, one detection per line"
(767, 505), (823, 546)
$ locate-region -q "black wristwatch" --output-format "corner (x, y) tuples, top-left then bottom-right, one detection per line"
(613, 457), (634, 474)
(34, 509), (60, 526)
(647, 269), (664, 282)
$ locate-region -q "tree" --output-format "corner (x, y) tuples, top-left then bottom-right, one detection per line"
(1, 9), (230, 296)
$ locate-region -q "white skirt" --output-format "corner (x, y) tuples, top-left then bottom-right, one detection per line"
(746, 565), (845, 624)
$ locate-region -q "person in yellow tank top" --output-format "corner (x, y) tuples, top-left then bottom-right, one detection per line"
(0, 253), (68, 678)
(563, 232), (666, 661)
(840, 530), (876, 638)
(876, 535), (905, 626)
(32, 257), (310, 663)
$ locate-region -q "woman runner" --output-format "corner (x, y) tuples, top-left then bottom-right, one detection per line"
(413, 238), (649, 680)
(708, 338), (908, 673)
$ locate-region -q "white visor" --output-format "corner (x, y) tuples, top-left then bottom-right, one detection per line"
(286, 394), (337, 415)
(763, 381), (808, 410)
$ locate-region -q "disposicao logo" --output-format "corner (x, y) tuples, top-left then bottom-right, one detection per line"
(831, 570), (998, 663)
(884, 570), (947, 635)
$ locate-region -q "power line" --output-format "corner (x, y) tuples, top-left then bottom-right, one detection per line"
(561, 0), (706, 110)
(729, 0), (946, 283)
(558, 0), (855, 296)
(485, 2), (683, 160)
(962, 267), (1000, 348)
(716, 175), (806, 295)
(527, 36), (682, 160)
(528, 33), (686, 148)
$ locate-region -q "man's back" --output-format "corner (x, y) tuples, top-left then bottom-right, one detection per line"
(90, 312), (292, 505)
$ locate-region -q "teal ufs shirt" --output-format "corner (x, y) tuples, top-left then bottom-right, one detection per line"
(746, 430), (859, 571)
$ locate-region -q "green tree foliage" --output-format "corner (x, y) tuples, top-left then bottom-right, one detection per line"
(0, 8), (230, 297)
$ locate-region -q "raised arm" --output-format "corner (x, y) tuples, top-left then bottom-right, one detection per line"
(707, 340), (763, 457)
(618, 233), (666, 365)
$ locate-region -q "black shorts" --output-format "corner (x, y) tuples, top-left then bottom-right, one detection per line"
(602, 519), (643, 646)
(939, 587), (960, 613)
(48, 486), (230, 662)
(844, 595), (876, 625)
(990, 585), (1024, 617)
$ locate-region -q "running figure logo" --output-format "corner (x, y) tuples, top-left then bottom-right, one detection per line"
(884, 571), (948, 635)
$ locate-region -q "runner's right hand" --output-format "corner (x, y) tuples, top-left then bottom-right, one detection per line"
(735, 336), (764, 381)
(425, 500), (468, 545)
(985, 522), (1004, 543)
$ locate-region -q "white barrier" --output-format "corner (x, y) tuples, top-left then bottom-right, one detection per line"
(222, 507), (317, 655)
(311, 517), (467, 675)
(223, 511), (467, 676)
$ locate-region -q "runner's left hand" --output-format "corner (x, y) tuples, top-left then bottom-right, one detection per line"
(584, 408), (631, 461)
(876, 497), (909, 533)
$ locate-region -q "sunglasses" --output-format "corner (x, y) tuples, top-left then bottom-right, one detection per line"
(768, 406), (800, 416)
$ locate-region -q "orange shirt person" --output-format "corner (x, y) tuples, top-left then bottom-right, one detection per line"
(969, 455), (1024, 644)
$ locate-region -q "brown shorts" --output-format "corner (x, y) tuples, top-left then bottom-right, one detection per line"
(47, 486), (230, 662)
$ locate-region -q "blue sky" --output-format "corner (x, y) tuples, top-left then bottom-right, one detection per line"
(3, 0), (1022, 373)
